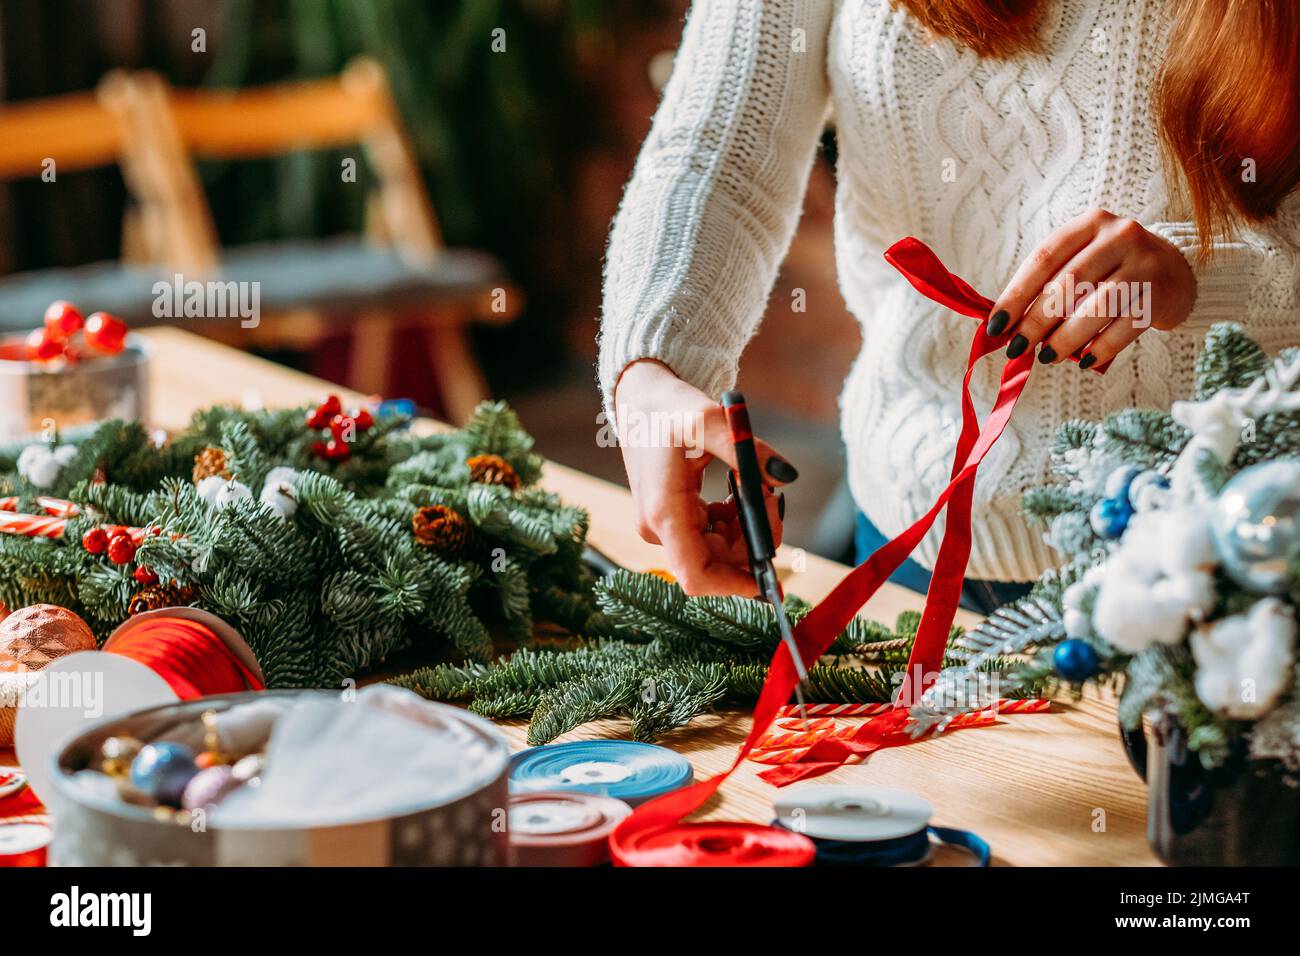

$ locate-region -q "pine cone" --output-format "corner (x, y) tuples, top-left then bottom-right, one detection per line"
(466, 453), (521, 490)
(192, 447), (231, 484)
(412, 505), (471, 555)
(127, 583), (196, 616)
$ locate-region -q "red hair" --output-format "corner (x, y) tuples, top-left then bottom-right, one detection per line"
(897, 0), (1300, 256)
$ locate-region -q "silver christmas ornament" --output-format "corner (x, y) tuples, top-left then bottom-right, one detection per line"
(1211, 461), (1300, 594)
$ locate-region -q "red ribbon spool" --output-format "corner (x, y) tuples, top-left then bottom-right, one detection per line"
(104, 615), (264, 699)
(610, 238), (1043, 865)
(610, 821), (814, 868)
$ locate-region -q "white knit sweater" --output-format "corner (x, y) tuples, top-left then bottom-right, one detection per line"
(598, 0), (1300, 582)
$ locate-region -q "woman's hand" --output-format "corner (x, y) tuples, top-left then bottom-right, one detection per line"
(987, 209), (1197, 368)
(612, 359), (797, 596)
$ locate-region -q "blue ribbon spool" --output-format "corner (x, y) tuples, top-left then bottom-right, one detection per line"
(772, 784), (989, 867)
(509, 741), (693, 807)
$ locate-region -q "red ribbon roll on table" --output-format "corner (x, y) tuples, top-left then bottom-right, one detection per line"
(610, 238), (1050, 866)
(105, 616), (264, 699)
(609, 821), (815, 868)
(509, 792), (632, 867)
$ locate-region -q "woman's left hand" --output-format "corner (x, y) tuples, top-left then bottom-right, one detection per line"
(987, 208), (1198, 369)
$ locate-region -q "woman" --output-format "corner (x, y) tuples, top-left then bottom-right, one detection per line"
(600, 0), (1300, 602)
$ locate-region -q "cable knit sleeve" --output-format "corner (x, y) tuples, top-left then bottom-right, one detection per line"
(598, 0), (833, 419)
(1148, 195), (1300, 347)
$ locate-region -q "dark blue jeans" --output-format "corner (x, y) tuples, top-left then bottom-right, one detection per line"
(853, 512), (1030, 615)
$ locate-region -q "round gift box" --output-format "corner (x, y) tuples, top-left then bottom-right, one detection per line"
(0, 333), (151, 442)
(46, 690), (510, 866)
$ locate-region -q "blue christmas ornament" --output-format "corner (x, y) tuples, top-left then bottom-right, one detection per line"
(129, 742), (198, 805)
(1211, 461), (1300, 594)
(1053, 639), (1100, 682)
(1104, 464), (1142, 503)
(1089, 496), (1132, 539)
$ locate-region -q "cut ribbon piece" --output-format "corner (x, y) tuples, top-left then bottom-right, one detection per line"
(609, 237), (1039, 865)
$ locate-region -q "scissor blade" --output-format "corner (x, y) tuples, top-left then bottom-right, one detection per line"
(757, 561), (810, 726)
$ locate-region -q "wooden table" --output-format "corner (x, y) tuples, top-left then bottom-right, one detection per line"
(139, 327), (1156, 865)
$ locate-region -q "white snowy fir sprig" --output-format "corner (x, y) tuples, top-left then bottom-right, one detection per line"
(979, 325), (1300, 770)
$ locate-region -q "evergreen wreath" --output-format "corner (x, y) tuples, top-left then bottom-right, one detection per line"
(0, 401), (599, 688)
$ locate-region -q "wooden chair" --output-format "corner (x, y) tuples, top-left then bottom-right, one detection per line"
(0, 86), (169, 333)
(103, 59), (520, 421)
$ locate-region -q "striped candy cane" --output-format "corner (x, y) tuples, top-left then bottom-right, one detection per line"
(0, 497), (81, 517)
(773, 698), (1049, 720)
(0, 512), (67, 539)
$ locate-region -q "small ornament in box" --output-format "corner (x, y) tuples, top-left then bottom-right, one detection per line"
(0, 302), (149, 441)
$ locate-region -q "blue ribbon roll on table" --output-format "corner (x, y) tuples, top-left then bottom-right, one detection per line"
(508, 740), (693, 807)
(772, 784), (990, 867)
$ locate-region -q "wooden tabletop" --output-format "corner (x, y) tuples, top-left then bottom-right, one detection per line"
(135, 327), (1156, 865)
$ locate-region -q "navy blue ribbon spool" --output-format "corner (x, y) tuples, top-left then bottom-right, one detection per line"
(509, 740), (693, 807)
(771, 784), (989, 867)
(776, 820), (990, 867)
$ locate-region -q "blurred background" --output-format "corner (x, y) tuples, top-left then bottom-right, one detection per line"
(0, 0), (860, 554)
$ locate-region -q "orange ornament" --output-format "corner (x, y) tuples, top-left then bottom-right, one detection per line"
(0, 604), (97, 745)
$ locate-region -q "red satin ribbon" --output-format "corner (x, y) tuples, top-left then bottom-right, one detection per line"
(109, 618), (264, 699)
(610, 238), (1039, 864)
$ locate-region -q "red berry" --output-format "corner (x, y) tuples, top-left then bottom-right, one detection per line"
(329, 414), (359, 443)
(43, 301), (84, 340)
(322, 439), (350, 461)
(311, 440), (329, 458)
(84, 312), (128, 355)
(305, 407), (330, 430)
(25, 327), (64, 361)
(353, 408), (374, 432)
(320, 395), (342, 417)
(133, 565), (159, 585)
(82, 527), (109, 555)
(107, 534), (137, 565)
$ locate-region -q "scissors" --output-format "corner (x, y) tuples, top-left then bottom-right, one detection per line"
(721, 390), (810, 726)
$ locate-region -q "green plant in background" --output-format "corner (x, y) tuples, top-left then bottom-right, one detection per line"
(205, 0), (613, 277)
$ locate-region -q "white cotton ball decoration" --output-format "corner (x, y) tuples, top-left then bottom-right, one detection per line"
(1063, 608), (1093, 638)
(15, 444), (75, 489)
(263, 466), (300, 490)
(1191, 598), (1297, 719)
(195, 475), (226, 506)
(1155, 512), (1217, 578)
(213, 480), (252, 510)
(24, 456), (63, 489)
(15, 445), (46, 477)
(1062, 581), (1091, 611)
(259, 478), (298, 519)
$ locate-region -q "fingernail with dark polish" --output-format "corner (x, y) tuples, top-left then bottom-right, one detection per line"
(1038, 345), (1057, 364)
(777, 492), (786, 520)
(1079, 353), (1097, 370)
(1006, 334), (1028, 359)
(987, 309), (1009, 336)
(766, 456), (799, 483)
